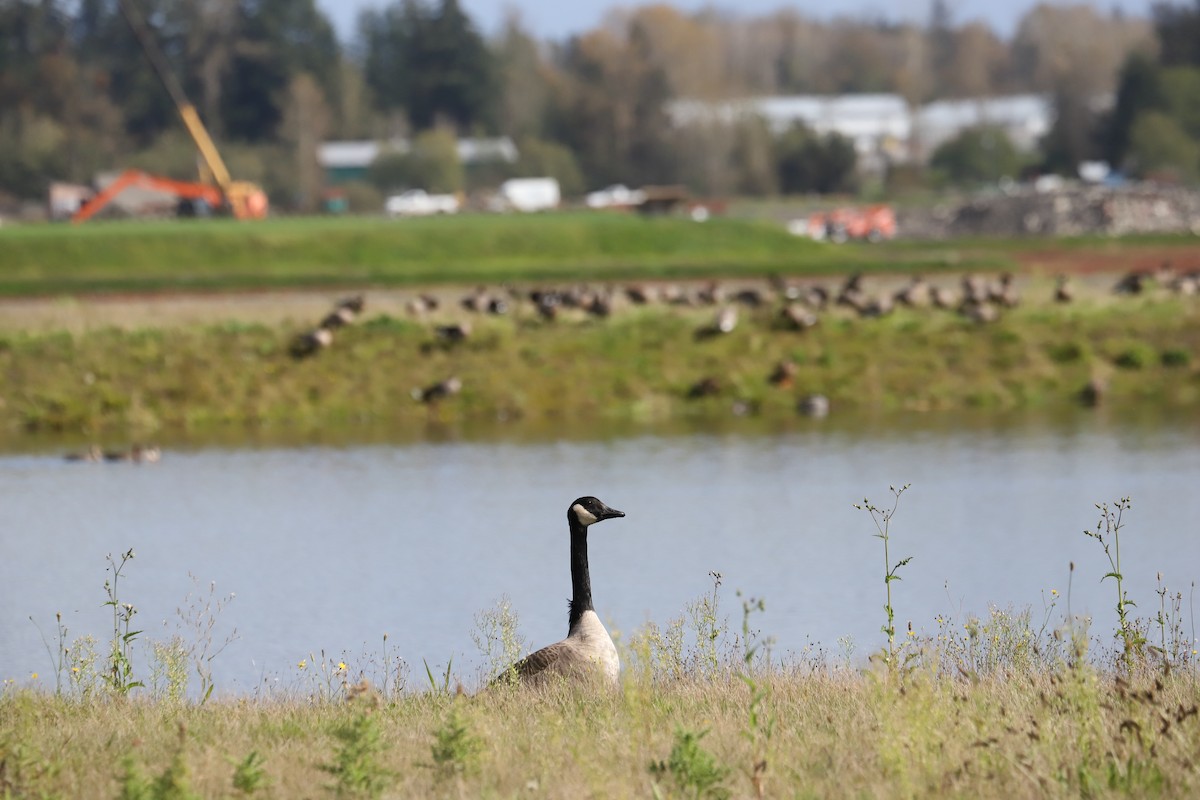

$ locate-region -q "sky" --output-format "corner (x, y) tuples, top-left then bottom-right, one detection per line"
(315, 0), (1159, 43)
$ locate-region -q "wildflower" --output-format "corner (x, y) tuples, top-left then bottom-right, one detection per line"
(31, 672), (38, 680)
(337, 661), (347, 672)
(71, 667), (80, 673)
(297, 659), (307, 670)
(1051, 589), (1059, 597)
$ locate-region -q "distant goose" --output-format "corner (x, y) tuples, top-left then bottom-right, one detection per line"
(412, 376), (462, 403)
(695, 306), (737, 339)
(687, 376), (721, 398)
(497, 496), (626, 686)
(434, 321), (472, 342)
(768, 360), (798, 387)
(289, 326), (333, 359)
(780, 304), (819, 331)
(104, 444), (161, 464)
(1054, 275), (1074, 304)
(64, 444), (103, 463)
(1113, 271), (1146, 295)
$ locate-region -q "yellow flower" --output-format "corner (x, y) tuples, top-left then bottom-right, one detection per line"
(71, 667), (80, 673)
(1051, 589), (1059, 596)
(297, 659), (307, 670)
(31, 672), (38, 680)
(337, 662), (347, 672)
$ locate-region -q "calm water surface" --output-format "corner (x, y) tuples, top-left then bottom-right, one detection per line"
(2, 414), (1198, 693)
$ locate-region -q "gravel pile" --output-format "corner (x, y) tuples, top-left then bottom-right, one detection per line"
(898, 184), (1200, 239)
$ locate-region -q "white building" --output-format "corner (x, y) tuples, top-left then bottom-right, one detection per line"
(669, 93), (1055, 171)
(318, 136), (519, 184)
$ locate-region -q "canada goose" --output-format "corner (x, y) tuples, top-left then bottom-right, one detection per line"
(894, 275), (931, 307)
(338, 295), (366, 315)
(695, 306), (737, 339)
(498, 496), (626, 686)
(412, 376), (462, 403)
(961, 274), (989, 305)
(64, 444), (103, 462)
(104, 444), (161, 464)
(989, 272), (1020, 308)
(687, 376), (721, 398)
(837, 272), (864, 303)
(289, 326), (333, 359)
(696, 281), (724, 306)
(405, 293), (441, 315)
(931, 285), (958, 310)
(434, 321), (472, 342)
(780, 304), (819, 331)
(1054, 275), (1074, 304)
(768, 360), (798, 387)
(960, 300), (999, 324)
(625, 284), (656, 305)
(1113, 271), (1145, 295)
(798, 393), (830, 418)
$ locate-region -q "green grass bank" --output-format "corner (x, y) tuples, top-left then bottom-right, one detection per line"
(1, 289), (1198, 445)
(1, 213), (1196, 295)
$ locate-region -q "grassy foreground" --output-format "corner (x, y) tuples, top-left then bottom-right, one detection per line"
(1, 284), (1198, 442)
(4, 558), (1199, 799)
(3, 668), (1199, 798)
(0, 213), (1196, 295)
(3, 494), (1198, 798)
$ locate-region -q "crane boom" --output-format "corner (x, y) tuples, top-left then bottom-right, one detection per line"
(115, 0), (265, 219)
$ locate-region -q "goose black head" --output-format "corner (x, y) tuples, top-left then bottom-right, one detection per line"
(569, 496), (625, 528)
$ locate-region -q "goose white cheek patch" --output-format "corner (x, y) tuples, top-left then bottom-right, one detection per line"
(572, 503), (598, 526)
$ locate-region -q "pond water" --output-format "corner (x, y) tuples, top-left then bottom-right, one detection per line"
(2, 412), (1198, 695)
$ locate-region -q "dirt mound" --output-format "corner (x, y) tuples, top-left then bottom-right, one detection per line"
(899, 184), (1200, 239)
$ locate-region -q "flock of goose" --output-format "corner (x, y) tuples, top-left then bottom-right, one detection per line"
(63, 443), (161, 463)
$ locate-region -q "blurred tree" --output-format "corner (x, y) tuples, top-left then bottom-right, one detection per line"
(367, 127), (462, 192)
(360, 0), (494, 133)
(775, 124), (857, 194)
(513, 136), (584, 196)
(1011, 4), (1152, 95)
(824, 23), (893, 93)
(941, 22), (1011, 98)
(927, 0), (955, 98)
(551, 24), (676, 188)
(929, 125), (1023, 185)
(278, 72), (330, 211)
(1104, 52), (1164, 166)
(730, 117), (777, 196)
(1041, 81), (1104, 174)
(495, 11), (549, 140)
(1153, 0), (1200, 67)
(1127, 110), (1199, 181)
(220, 0), (339, 142)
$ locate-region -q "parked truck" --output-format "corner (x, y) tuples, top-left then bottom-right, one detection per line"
(493, 178), (560, 212)
(385, 189), (461, 217)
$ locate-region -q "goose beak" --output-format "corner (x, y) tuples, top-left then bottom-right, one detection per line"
(598, 504), (625, 521)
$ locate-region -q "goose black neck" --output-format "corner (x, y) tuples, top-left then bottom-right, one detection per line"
(567, 517), (593, 631)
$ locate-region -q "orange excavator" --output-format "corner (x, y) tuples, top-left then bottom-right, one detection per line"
(72, 0), (267, 223)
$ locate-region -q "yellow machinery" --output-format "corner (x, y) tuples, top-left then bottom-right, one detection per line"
(76, 0), (267, 221)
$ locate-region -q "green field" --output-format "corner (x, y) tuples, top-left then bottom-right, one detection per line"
(2, 213), (1194, 296)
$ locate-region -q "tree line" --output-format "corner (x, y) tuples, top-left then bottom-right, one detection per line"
(0, 0), (1197, 214)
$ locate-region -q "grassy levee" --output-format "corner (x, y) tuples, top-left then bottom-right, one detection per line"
(0, 214), (845, 294)
(1, 287), (1198, 442)
(5, 213), (1195, 296)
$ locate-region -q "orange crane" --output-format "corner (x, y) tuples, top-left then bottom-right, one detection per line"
(73, 0), (267, 223)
